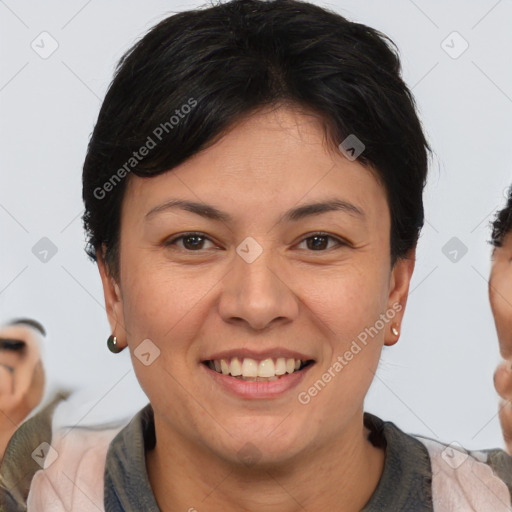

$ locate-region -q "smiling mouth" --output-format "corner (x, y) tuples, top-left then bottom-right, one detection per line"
(202, 357), (315, 381)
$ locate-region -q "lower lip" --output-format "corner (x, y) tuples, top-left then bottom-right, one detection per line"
(201, 363), (314, 399)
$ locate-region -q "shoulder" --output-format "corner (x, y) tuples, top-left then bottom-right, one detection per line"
(26, 423), (125, 511)
(0, 390), (70, 512)
(413, 434), (512, 511)
(363, 412), (512, 511)
(0, 389), (139, 512)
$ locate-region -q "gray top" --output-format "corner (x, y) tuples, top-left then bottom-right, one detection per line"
(2, 399), (512, 511)
(104, 404), (435, 511)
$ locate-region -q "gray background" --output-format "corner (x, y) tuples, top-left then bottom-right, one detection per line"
(1, 0), (511, 448)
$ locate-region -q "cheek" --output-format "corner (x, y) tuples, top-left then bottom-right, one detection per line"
(492, 298), (512, 343)
(0, 366), (13, 395)
(0, 352), (21, 369)
(490, 270), (512, 332)
(119, 260), (222, 365)
(122, 278), (189, 347)
(313, 265), (390, 338)
(120, 256), (186, 332)
(301, 265), (389, 397)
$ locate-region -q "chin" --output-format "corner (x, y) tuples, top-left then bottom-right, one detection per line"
(226, 443), (303, 470)
(214, 423), (307, 467)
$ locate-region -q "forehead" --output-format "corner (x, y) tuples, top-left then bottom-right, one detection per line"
(123, 106), (389, 223)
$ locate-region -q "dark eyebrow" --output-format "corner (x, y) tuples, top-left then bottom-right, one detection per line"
(278, 199), (364, 223)
(145, 198), (364, 223)
(0, 338), (26, 352)
(146, 200), (233, 223)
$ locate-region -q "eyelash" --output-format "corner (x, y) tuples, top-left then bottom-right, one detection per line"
(164, 231), (348, 252)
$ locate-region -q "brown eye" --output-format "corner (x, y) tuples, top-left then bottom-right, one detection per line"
(164, 232), (215, 251)
(298, 233), (346, 251)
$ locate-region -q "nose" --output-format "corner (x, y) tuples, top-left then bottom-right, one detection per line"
(217, 244), (300, 331)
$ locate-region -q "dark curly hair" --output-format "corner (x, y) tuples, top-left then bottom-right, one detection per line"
(491, 186), (512, 247)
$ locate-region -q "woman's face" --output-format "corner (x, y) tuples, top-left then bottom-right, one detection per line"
(99, 106), (413, 465)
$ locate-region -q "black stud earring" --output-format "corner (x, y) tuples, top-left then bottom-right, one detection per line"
(107, 335), (122, 353)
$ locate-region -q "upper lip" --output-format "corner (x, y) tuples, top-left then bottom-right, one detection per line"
(202, 348), (315, 362)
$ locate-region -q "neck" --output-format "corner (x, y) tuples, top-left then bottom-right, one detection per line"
(147, 411), (385, 512)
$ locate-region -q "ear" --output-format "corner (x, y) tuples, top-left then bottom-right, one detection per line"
(97, 245), (128, 349)
(384, 247), (416, 347)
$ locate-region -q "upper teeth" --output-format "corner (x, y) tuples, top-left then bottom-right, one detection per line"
(209, 357), (304, 378)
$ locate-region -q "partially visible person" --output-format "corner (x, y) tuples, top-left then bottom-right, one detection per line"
(0, 319), (70, 511)
(0, 318), (46, 458)
(490, 188), (512, 455)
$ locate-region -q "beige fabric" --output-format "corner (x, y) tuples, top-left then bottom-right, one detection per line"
(26, 426), (122, 511)
(27, 429), (512, 511)
(415, 436), (512, 512)
(3, 380), (143, 511)
(10, 404), (512, 511)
